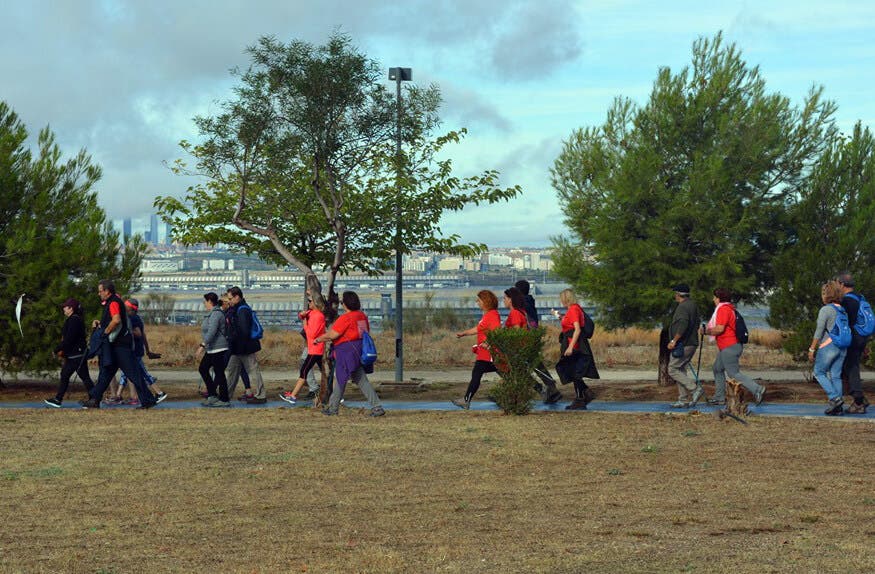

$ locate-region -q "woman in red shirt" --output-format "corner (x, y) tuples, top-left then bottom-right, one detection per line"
(314, 291), (385, 417)
(554, 288), (599, 410)
(452, 290), (501, 409)
(503, 287), (528, 329)
(703, 287), (765, 406)
(280, 297), (326, 404)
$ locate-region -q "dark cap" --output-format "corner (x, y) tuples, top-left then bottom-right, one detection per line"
(671, 284), (690, 295)
(61, 297), (79, 310)
(125, 298), (139, 310)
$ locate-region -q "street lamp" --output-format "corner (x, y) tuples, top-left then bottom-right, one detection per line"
(389, 66), (412, 384)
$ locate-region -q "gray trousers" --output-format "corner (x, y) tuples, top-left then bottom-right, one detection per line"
(712, 343), (762, 401)
(226, 353), (266, 399)
(301, 346), (318, 393)
(326, 366), (382, 413)
(668, 345), (699, 399)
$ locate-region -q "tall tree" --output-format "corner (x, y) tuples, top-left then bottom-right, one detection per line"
(769, 122), (875, 356)
(0, 102), (146, 377)
(157, 33), (518, 307)
(550, 33), (836, 329)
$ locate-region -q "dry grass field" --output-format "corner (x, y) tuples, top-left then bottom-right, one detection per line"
(1, 409), (873, 573)
(141, 325), (791, 371)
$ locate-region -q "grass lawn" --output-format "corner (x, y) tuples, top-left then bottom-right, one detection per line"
(1, 408), (873, 573)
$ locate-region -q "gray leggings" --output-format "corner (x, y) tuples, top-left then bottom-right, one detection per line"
(712, 343), (762, 401)
(326, 366), (382, 413)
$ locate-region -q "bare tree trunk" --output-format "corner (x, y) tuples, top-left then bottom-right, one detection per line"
(657, 326), (675, 386)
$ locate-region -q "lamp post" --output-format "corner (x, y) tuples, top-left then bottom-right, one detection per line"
(389, 66), (412, 384)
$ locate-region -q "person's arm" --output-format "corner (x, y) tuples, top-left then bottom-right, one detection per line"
(104, 312), (120, 336)
(456, 324), (479, 338)
(315, 328), (341, 343)
(565, 321), (581, 356)
(808, 306), (832, 361)
(668, 307), (690, 349)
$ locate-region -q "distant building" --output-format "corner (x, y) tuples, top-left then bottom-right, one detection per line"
(487, 253), (513, 266)
(140, 259), (181, 273)
(123, 218), (132, 242)
(164, 222), (173, 245)
(150, 214), (159, 244)
(438, 257), (464, 271)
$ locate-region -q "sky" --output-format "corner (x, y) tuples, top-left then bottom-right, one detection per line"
(2, 0), (873, 247)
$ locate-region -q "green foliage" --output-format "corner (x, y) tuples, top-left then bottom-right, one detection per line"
(157, 32), (519, 295)
(486, 327), (545, 415)
(768, 123), (875, 358)
(0, 102), (145, 375)
(550, 32), (836, 327)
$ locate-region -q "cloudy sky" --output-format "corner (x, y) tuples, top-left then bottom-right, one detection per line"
(2, 1), (873, 247)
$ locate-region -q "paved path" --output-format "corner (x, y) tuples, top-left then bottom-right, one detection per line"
(3, 398), (873, 420)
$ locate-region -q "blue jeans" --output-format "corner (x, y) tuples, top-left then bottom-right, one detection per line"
(814, 343), (846, 401)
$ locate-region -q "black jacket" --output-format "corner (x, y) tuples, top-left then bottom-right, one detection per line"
(523, 294), (538, 327)
(228, 299), (261, 355)
(100, 293), (133, 347)
(55, 313), (87, 358)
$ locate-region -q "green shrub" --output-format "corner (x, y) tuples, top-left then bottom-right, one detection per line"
(486, 327), (546, 415)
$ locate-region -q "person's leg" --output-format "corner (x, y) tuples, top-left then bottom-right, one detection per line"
(242, 353), (266, 400)
(75, 357), (94, 393)
(814, 345), (842, 401)
(668, 346), (698, 400)
(842, 343), (865, 403)
(465, 361), (495, 401)
(721, 344), (764, 397)
(199, 353), (217, 397)
(90, 364), (118, 402)
(55, 358), (76, 401)
(326, 378), (344, 413)
(351, 367), (382, 410)
(115, 347), (155, 406)
(828, 348), (847, 400)
(302, 347), (318, 395)
(711, 349), (727, 402)
(225, 353), (242, 398)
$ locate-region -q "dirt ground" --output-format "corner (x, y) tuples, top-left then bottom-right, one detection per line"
(1, 409), (873, 573)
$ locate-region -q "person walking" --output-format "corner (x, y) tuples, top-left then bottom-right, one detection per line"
(225, 286), (267, 404)
(704, 288), (765, 407)
(80, 280), (156, 409)
(836, 272), (870, 413)
(452, 290), (502, 409)
(515, 280), (540, 329)
(315, 291), (384, 417)
(515, 280), (563, 404)
(198, 292), (231, 407)
(119, 298), (167, 404)
(503, 287), (529, 329)
(44, 298), (94, 407)
(554, 288), (599, 410)
(666, 284), (704, 408)
(809, 281), (849, 415)
(280, 295), (326, 404)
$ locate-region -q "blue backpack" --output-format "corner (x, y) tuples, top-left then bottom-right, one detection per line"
(829, 304), (852, 349)
(237, 304), (264, 340)
(361, 331), (377, 367)
(846, 293), (875, 337)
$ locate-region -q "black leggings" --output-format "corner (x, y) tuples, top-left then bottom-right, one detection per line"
(199, 351), (229, 402)
(464, 360), (498, 401)
(55, 356), (94, 400)
(299, 354), (323, 379)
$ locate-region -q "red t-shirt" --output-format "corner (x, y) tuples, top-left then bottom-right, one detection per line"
(505, 308), (528, 329)
(333, 310), (370, 345)
(561, 304), (585, 351)
(714, 304), (738, 350)
(304, 308), (326, 354)
(476, 309), (501, 362)
(105, 300), (122, 317)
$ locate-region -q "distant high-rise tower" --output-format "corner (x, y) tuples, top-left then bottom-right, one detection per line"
(150, 214), (159, 244)
(122, 218), (132, 242)
(164, 222), (173, 245)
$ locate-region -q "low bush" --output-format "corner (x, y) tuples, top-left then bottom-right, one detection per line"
(486, 327), (546, 415)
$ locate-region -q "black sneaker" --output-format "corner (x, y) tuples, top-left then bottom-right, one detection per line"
(321, 408), (338, 416)
(369, 407), (386, 417)
(80, 398), (100, 409)
(136, 401), (156, 410)
(544, 390), (563, 404)
(824, 398), (844, 416)
(246, 397), (267, 404)
(44, 398), (62, 408)
(583, 388), (596, 404)
(302, 390), (317, 400)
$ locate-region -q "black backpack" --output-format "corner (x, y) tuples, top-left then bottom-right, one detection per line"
(734, 309), (749, 345)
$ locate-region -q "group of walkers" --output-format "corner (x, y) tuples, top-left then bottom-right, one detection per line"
(44, 275), (870, 417)
(452, 281), (597, 410)
(666, 274), (871, 416)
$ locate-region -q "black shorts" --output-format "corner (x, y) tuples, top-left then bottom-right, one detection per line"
(300, 354), (323, 379)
